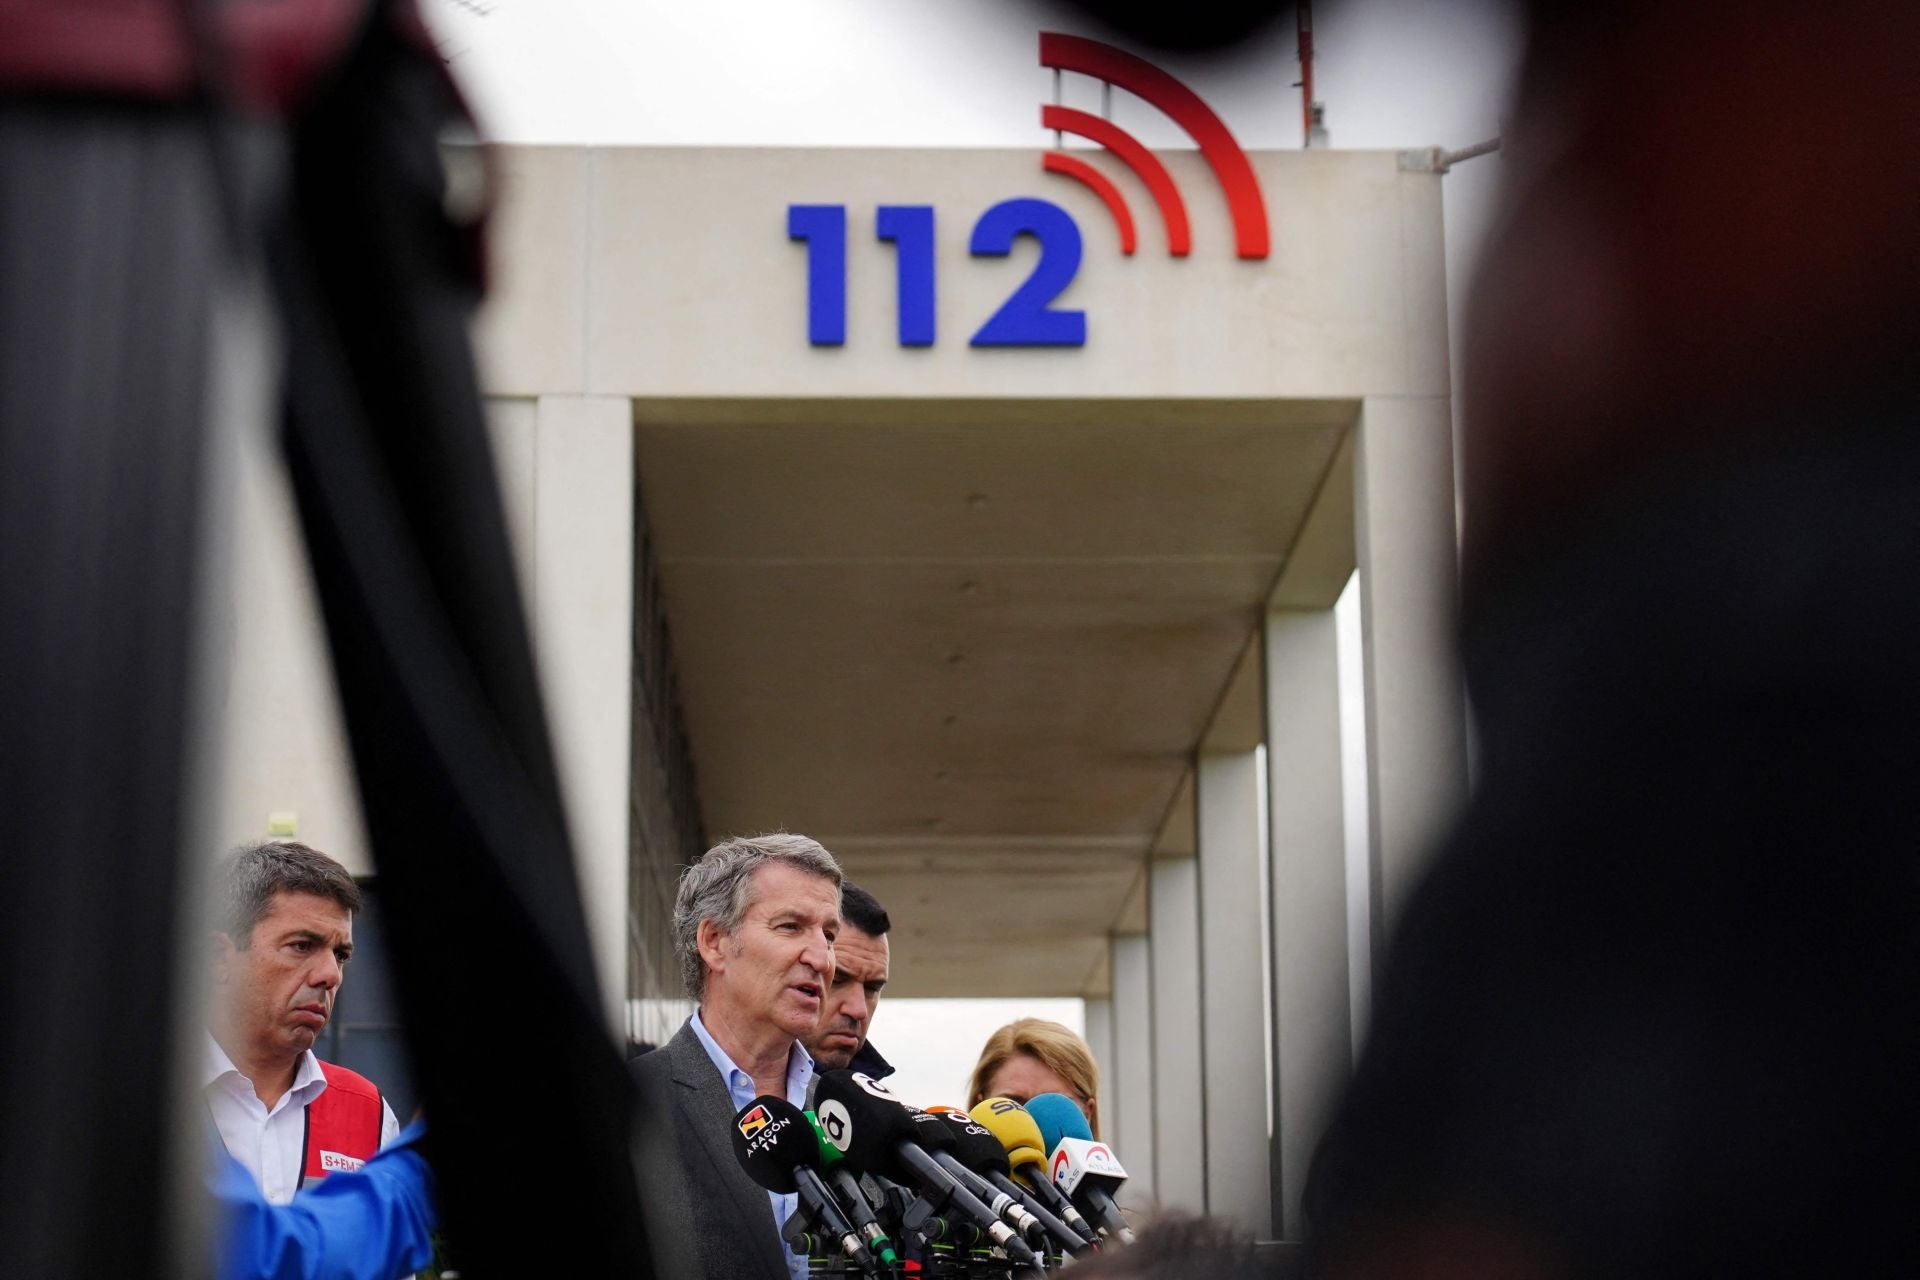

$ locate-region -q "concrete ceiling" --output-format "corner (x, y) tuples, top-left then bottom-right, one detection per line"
(635, 398), (1353, 996)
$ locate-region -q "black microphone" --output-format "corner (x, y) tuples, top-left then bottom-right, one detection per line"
(926, 1107), (1092, 1256)
(731, 1096), (875, 1271)
(821, 1079), (1042, 1244)
(808, 1070), (1042, 1270)
(906, 1107), (1044, 1247)
(825, 1164), (902, 1271)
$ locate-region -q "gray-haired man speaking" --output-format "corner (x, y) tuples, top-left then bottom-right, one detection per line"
(630, 834), (843, 1280)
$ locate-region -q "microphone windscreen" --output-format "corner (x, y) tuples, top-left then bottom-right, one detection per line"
(810, 1069), (955, 1180)
(968, 1097), (1048, 1171)
(924, 1107), (1012, 1175)
(731, 1095), (821, 1194)
(803, 1111), (845, 1167)
(1023, 1092), (1093, 1154)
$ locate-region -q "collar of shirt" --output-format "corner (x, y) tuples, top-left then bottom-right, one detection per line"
(202, 1030), (327, 1114)
(689, 1008), (815, 1112)
(847, 1038), (895, 1082)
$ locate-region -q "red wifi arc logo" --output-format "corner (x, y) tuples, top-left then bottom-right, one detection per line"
(1037, 32), (1271, 260)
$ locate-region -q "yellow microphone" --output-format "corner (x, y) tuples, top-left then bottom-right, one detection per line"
(968, 1097), (1046, 1171)
(969, 1098), (1100, 1248)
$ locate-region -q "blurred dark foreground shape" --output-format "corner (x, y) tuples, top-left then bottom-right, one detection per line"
(0, 1), (652, 1275)
(1305, 2), (1920, 1277)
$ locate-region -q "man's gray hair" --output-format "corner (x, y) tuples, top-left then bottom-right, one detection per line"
(217, 840), (363, 946)
(674, 833), (842, 999)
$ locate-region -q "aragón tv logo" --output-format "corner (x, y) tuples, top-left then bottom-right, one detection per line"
(788, 32), (1271, 350)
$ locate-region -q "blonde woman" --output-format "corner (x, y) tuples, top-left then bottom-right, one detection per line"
(966, 1017), (1101, 1139)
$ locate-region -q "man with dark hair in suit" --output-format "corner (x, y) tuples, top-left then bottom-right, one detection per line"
(804, 881), (893, 1077)
(631, 834), (843, 1280)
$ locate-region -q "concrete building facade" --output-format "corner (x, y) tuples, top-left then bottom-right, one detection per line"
(209, 141), (1468, 1238)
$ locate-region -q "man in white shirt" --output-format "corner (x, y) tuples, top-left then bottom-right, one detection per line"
(205, 841), (399, 1205)
(630, 834), (843, 1280)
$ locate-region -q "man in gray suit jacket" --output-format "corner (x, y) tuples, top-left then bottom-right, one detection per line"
(631, 834), (844, 1280)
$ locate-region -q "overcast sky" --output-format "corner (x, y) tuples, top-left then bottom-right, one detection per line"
(426, 0), (1525, 382)
(425, 0), (1519, 152)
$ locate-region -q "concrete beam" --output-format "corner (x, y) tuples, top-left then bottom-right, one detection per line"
(1153, 769), (1197, 858)
(1201, 636), (1266, 754)
(1269, 427), (1358, 611)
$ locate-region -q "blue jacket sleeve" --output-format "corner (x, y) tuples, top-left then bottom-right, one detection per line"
(213, 1121), (438, 1280)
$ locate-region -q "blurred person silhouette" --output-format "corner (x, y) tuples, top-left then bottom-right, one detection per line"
(1058, 1213), (1270, 1279)
(1305, 3), (1920, 1278)
(0, 0), (650, 1274)
(967, 1017), (1102, 1138)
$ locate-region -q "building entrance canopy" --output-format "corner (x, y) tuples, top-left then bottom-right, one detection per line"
(465, 144), (1454, 1001)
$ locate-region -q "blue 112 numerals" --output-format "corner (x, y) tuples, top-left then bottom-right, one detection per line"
(787, 200), (1086, 349)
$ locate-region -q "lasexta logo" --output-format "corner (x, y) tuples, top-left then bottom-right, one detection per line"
(852, 1072), (900, 1101)
(816, 1098), (853, 1152)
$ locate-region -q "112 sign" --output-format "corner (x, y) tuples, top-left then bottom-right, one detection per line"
(787, 200), (1087, 349)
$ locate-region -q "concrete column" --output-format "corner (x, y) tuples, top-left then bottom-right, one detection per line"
(1354, 396), (1468, 943)
(1149, 857), (1205, 1212)
(1083, 995), (1114, 1143)
(1110, 933), (1156, 1205)
(212, 397), (367, 869)
(531, 394), (634, 1033)
(1197, 751), (1271, 1236)
(1264, 607), (1352, 1240)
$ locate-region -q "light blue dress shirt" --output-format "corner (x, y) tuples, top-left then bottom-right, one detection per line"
(689, 1008), (817, 1280)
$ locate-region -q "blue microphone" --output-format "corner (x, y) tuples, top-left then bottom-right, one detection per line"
(1022, 1093), (1135, 1244)
(1023, 1092), (1092, 1153)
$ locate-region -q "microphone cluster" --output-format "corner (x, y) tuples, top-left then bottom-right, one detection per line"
(730, 1070), (1137, 1277)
